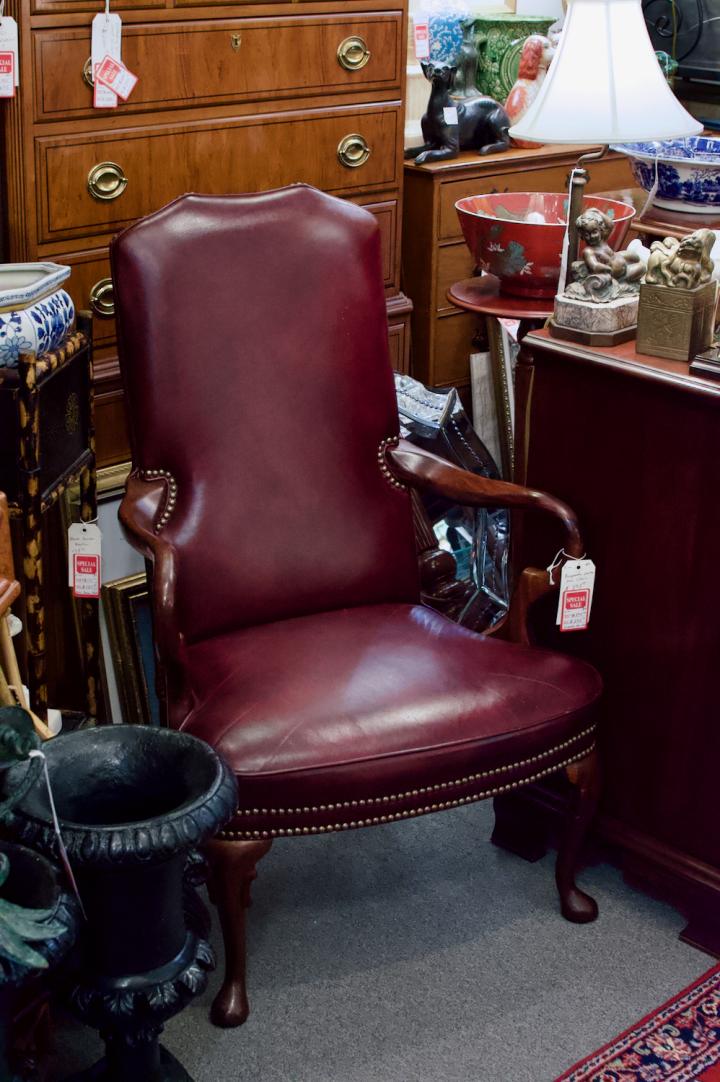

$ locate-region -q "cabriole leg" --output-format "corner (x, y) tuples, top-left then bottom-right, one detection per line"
(556, 747), (601, 924)
(206, 838), (272, 1028)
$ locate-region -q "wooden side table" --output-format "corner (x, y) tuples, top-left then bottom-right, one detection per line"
(447, 274), (552, 478)
(512, 328), (720, 955)
(0, 313), (98, 719)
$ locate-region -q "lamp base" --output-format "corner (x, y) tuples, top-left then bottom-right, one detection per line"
(548, 319), (636, 347)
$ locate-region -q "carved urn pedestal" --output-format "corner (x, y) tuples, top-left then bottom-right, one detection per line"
(0, 841), (79, 1081)
(7, 727), (237, 1082)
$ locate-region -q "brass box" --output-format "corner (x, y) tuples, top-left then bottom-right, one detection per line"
(636, 280), (718, 362)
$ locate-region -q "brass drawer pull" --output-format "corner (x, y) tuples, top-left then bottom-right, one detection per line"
(337, 36), (370, 71)
(89, 278), (115, 317)
(87, 161), (128, 202)
(337, 133), (371, 169)
(83, 56), (94, 88)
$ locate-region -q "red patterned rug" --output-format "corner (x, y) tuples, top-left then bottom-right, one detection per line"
(556, 963), (720, 1081)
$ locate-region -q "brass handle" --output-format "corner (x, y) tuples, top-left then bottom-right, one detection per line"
(83, 56), (94, 87)
(231, 32), (242, 51)
(337, 36), (370, 71)
(87, 161), (128, 202)
(337, 133), (371, 169)
(89, 278), (115, 318)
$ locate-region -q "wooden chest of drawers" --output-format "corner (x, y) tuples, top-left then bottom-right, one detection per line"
(402, 145), (634, 392)
(1, 0), (410, 465)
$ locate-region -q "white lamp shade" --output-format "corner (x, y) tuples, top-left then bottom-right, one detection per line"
(508, 0), (702, 144)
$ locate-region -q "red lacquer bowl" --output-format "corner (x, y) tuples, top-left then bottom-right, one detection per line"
(455, 192), (636, 299)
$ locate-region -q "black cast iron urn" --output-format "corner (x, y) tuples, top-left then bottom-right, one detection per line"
(5, 726), (237, 1082)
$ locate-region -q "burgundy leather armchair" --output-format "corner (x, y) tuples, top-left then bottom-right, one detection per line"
(111, 185), (602, 1030)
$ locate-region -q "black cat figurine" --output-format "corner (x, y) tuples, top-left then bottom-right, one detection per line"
(405, 60), (510, 166)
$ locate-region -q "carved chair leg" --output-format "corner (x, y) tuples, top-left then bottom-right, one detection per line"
(556, 748), (601, 924)
(206, 837), (272, 1028)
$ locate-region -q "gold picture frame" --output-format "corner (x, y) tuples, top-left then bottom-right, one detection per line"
(102, 570), (159, 726)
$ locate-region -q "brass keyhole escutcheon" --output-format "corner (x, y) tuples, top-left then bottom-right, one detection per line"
(337, 133), (371, 169)
(231, 33), (242, 51)
(87, 161), (128, 202)
(337, 36), (370, 71)
(82, 56), (94, 87)
(89, 278), (115, 317)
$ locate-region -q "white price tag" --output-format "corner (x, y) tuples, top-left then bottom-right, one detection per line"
(413, 20), (429, 60)
(91, 12), (121, 109)
(96, 53), (137, 100)
(443, 106), (459, 126)
(0, 16), (19, 94)
(68, 522), (102, 597)
(556, 558), (595, 632)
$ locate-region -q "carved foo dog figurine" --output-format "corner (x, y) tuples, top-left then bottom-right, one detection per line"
(645, 229), (715, 290)
(565, 207), (645, 303)
(404, 61), (510, 166)
(505, 35), (555, 149)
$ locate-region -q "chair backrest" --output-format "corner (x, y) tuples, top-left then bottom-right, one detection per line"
(111, 186), (420, 644)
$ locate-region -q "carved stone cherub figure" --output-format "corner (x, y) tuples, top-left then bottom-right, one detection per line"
(564, 207), (645, 303)
(645, 229), (715, 290)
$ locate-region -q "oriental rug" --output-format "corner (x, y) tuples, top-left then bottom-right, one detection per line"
(556, 963), (720, 1081)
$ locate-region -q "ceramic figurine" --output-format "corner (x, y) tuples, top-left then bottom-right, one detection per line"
(404, 61), (510, 166)
(564, 207), (645, 302)
(452, 19), (481, 100)
(644, 229), (715, 289)
(505, 35), (555, 149)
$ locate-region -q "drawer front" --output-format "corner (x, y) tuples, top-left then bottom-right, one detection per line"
(435, 242), (474, 312)
(56, 196), (397, 343)
(36, 105), (400, 244)
(33, 0), (162, 16)
(438, 155), (635, 240)
(35, 15), (402, 121)
(431, 312), (475, 386)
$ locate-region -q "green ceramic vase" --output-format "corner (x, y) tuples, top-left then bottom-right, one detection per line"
(470, 14), (556, 103)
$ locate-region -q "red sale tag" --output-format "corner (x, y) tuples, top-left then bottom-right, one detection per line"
(413, 21), (430, 60)
(0, 51), (15, 98)
(560, 588), (590, 631)
(73, 553), (100, 598)
(556, 558), (595, 633)
(96, 54), (138, 101)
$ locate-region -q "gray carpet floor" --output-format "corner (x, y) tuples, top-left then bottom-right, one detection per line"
(49, 802), (710, 1081)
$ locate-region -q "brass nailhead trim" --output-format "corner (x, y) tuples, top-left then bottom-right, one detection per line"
(234, 724), (595, 817)
(378, 436), (407, 492)
(138, 468), (178, 533)
(217, 740), (596, 841)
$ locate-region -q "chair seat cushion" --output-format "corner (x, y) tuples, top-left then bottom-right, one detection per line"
(180, 604), (601, 838)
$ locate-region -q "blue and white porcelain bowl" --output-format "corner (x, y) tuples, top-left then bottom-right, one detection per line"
(0, 262), (74, 368)
(611, 137), (720, 215)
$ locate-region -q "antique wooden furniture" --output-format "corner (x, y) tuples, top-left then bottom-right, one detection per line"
(112, 185), (603, 1029)
(402, 145), (633, 395)
(0, 315), (98, 718)
(0, 0), (412, 468)
(446, 273), (553, 477)
(514, 328), (720, 956)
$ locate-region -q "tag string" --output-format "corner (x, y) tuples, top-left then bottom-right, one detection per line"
(0, 1), (5, 22)
(636, 155), (659, 222)
(28, 750), (87, 921)
(104, 0), (110, 20)
(547, 547), (587, 585)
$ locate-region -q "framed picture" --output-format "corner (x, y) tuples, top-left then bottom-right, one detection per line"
(102, 571), (160, 726)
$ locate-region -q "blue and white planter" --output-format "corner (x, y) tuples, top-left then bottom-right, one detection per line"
(0, 263), (74, 368)
(611, 137), (720, 215)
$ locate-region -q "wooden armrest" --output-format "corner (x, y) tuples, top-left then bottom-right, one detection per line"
(388, 441), (583, 556)
(0, 578), (20, 620)
(387, 440), (583, 645)
(0, 493), (14, 583)
(119, 472), (191, 726)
